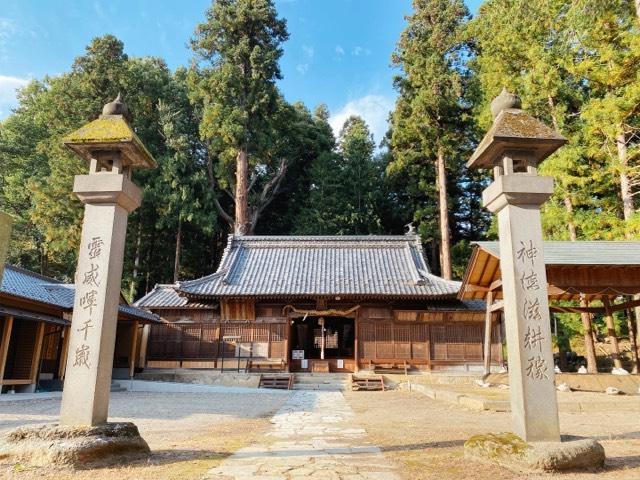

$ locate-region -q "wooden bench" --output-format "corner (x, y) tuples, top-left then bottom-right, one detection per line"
(351, 374), (385, 391)
(246, 358), (286, 372)
(259, 374), (293, 390)
(367, 359), (409, 375)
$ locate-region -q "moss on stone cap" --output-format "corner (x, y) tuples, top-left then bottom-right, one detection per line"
(63, 115), (156, 169)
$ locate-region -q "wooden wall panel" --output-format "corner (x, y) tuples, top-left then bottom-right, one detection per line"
(221, 300), (255, 321)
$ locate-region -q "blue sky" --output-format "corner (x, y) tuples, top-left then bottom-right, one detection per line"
(0, 0), (482, 143)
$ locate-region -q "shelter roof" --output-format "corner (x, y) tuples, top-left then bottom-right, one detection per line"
(134, 284), (217, 309)
(459, 241), (640, 301)
(173, 235), (460, 300)
(1, 264), (159, 323)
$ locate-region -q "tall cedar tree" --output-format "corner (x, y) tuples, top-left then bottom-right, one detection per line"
(190, 0), (289, 234)
(389, 0), (472, 279)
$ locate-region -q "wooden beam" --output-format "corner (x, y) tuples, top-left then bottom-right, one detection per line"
(489, 279), (502, 292)
(550, 298), (640, 315)
(129, 321), (139, 378)
(490, 300), (504, 313)
(30, 321), (46, 383)
(0, 316), (14, 383)
(483, 290), (494, 376)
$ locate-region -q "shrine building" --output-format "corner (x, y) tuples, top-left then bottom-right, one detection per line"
(134, 233), (502, 373)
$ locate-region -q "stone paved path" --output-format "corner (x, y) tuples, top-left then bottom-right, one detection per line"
(204, 390), (401, 479)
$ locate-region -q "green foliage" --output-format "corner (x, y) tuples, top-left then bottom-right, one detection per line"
(388, 0), (488, 276)
(294, 115), (385, 235)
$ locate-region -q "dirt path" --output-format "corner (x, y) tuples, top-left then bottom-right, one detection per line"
(0, 391), (290, 480)
(344, 389), (640, 480)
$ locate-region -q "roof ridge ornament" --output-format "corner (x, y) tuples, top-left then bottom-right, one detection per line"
(490, 87), (522, 119)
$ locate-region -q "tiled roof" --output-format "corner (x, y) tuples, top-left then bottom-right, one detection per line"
(134, 284), (216, 309)
(174, 235), (461, 299)
(475, 241), (640, 265)
(1, 265), (159, 323)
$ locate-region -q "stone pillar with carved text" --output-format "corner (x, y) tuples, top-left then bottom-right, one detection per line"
(59, 95), (156, 426)
(467, 89), (566, 442)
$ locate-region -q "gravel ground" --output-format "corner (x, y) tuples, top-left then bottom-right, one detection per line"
(344, 389), (640, 480)
(0, 391), (291, 480)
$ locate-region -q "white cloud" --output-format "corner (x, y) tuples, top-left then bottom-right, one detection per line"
(0, 75), (29, 118)
(335, 45), (345, 56)
(302, 44), (314, 59)
(329, 94), (395, 146)
(352, 46), (371, 56)
(296, 63), (309, 75)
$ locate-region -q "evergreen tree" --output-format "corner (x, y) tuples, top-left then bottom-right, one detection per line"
(389, 0), (474, 279)
(189, 0), (289, 234)
(295, 115), (384, 235)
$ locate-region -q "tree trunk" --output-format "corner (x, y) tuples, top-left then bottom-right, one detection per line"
(617, 133), (634, 226)
(173, 218), (182, 283)
(580, 299), (598, 373)
(436, 148), (452, 280)
(603, 296), (623, 369)
(636, 0), (640, 21)
(129, 219), (142, 300)
(564, 197), (577, 241)
(627, 309), (639, 374)
(235, 148), (250, 235)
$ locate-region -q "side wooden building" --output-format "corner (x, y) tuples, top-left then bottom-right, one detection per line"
(0, 265), (159, 392)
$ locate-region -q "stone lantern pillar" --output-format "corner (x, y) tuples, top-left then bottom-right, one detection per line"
(468, 89), (565, 442)
(59, 94), (156, 426)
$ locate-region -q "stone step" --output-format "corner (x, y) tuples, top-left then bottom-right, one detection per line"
(292, 383), (346, 391)
(110, 382), (127, 392)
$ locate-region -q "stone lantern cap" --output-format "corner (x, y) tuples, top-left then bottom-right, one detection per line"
(63, 94), (156, 169)
(467, 88), (566, 170)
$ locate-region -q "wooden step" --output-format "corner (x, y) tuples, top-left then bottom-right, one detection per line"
(350, 374), (385, 391)
(259, 374), (293, 390)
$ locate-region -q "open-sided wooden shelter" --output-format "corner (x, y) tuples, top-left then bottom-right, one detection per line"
(135, 234), (502, 373)
(0, 265), (159, 392)
(460, 241), (640, 373)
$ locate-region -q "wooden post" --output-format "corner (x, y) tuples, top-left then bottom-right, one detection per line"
(603, 296), (623, 369)
(0, 316), (14, 384)
(483, 290), (494, 376)
(58, 326), (70, 379)
(129, 321), (139, 378)
(30, 321), (46, 384)
(138, 324), (149, 369)
(626, 308), (639, 374)
(354, 312), (360, 373)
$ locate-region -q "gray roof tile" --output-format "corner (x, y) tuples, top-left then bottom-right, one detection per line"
(1, 265), (159, 323)
(475, 241), (640, 265)
(175, 235), (461, 299)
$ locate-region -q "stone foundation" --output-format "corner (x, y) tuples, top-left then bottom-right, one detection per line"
(0, 422), (149, 468)
(464, 432), (605, 472)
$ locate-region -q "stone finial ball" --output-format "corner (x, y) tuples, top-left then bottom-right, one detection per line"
(102, 93), (130, 117)
(490, 87), (522, 119)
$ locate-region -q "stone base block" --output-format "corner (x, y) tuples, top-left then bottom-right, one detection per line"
(0, 422), (150, 468)
(464, 432), (605, 473)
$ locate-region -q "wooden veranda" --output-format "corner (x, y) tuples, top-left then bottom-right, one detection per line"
(459, 241), (640, 374)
